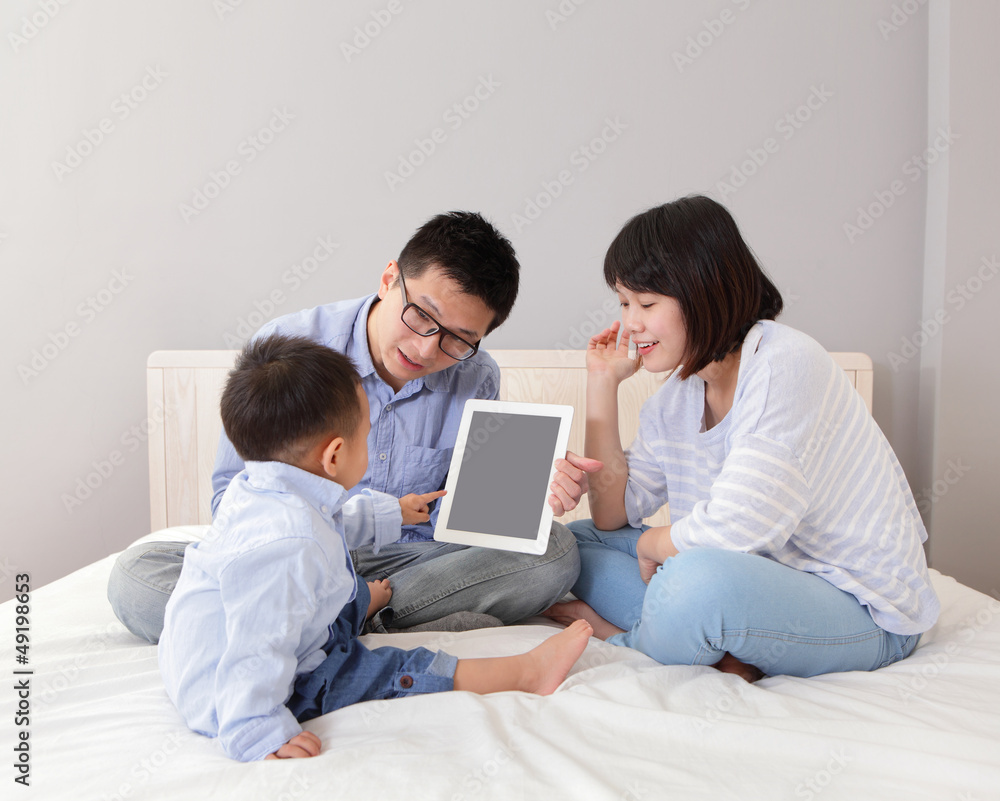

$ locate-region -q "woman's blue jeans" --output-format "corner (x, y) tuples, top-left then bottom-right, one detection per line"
(569, 519), (919, 678)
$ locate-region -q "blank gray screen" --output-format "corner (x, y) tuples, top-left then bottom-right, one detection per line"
(447, 412), (561, 539)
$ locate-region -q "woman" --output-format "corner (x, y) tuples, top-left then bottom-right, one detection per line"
(546, 195), (939, 679)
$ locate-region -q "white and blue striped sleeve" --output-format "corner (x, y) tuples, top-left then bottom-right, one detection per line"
(623, 430), (670, 528)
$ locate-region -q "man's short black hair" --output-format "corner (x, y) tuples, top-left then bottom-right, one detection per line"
(604, 195), (784, 379)
(397, 211), (519, 334)
(221, 334), (363, 463)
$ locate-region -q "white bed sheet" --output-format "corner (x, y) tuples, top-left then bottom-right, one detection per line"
(4, 526), (999, 801)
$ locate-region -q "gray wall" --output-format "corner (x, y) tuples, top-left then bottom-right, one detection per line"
(1, 1), (970, 603)
(923, 0), (999, 596)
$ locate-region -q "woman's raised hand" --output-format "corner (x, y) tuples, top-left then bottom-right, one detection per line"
(586, 321), (640, 385)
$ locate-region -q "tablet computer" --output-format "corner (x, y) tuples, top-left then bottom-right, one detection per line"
(433, 399), (574, 555)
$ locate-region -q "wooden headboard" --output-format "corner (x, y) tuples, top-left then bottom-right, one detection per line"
(147, 350), (873, 532)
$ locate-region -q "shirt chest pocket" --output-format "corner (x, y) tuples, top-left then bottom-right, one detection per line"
(401, 445), (453, 495)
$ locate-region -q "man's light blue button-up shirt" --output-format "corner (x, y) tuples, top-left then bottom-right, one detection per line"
(211, 294), (500, 542)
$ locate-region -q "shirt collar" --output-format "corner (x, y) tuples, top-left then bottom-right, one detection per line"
(422, 365), (455, 392)
(243, 461), (349, 517)
(345, 294), (379, 379)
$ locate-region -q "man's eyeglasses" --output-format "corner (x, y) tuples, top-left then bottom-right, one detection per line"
(398, 271), (480, 361)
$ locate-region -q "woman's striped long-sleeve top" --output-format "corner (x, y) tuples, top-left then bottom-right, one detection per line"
(624, 321), (940, 635)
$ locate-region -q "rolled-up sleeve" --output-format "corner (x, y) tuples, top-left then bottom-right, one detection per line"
(341, 489), (403, 552)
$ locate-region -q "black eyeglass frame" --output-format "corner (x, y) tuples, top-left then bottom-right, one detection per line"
(397, 271), (480, 361)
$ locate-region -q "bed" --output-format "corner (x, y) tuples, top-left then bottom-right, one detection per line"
(6, 350), (1000, 800)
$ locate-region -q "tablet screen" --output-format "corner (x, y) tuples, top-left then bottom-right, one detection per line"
(447, 411), (562, 539)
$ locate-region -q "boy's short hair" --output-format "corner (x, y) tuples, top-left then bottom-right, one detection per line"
(397, 211), (519, 334)
(221, 334), (363, 463)
(603, 195), (784, 380)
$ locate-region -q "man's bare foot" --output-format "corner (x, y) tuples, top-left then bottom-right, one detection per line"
(713, 652), (765, 683)
(366, 579), (392, 620)
(542, 600), (625, 641)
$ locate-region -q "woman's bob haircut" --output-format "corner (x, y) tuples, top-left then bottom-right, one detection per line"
(604, 195), (783, 380)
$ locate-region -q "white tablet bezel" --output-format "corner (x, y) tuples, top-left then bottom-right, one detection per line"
(433, 399), (574, 555)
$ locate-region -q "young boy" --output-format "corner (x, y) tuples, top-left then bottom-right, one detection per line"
(158, 334), (592, 762)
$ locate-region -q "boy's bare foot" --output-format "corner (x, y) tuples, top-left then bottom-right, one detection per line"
(542, 600), (625, 641)
(366, 579), (392, 620)
(713, 652), (765, 683)
(521, 619), (594, 695)
(453, 619), (594, 696)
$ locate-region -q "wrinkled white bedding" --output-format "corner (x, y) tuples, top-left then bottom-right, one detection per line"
(4, 526), (999, 801)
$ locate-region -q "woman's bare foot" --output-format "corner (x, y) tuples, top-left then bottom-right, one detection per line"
(453, 619), (594, 696)
(366, 579), (392, 620)
(542, 600), (625, 641)
(713, 652), (765, 683)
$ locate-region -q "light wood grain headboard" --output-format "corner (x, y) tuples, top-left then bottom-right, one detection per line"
(147, 350), (873, 531)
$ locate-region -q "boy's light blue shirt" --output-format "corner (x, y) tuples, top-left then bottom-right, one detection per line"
(159, 461), (400, 762)
(211, 294), (500, 542)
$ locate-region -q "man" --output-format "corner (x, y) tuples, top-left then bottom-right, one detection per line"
(108, 211), (581, 642)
